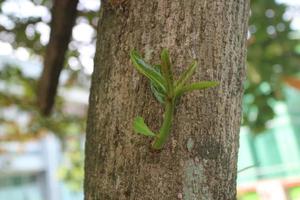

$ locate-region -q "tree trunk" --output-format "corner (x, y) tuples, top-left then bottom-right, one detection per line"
(84, 0), (250, 199)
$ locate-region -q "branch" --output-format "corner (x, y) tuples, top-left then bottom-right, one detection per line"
(38, 0), (79, 115)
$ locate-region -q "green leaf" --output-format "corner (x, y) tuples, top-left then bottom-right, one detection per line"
(133, 116), (156, 137)
(130, 50), (167, 93)
(150, 64), (166, 104)
(175, 60), (197, 90)
(175, 81), (219, 96)
(150, 81), (166, 104)
(160, 49), (173, 92)
(153, 64), (161, 72)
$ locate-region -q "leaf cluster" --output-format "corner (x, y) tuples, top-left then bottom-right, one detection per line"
(131, 49), (218, 149)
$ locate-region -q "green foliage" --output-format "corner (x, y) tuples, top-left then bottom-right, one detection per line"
(0, 65), (85, 140)
(58, 138), (84, 192)
(237, 192), (259, 200)
(131, 49), (218, 149)
(175, 61), (197, 90)
(133, 117), (156, 137)
(130, 51), (167, 93)
(244, 0), (300, 133)
(175, 81), (218, 97)
(0, 0), (94, 139)
(0, 0), (96, 190)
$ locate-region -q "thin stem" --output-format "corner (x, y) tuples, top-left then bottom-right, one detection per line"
(152, 99), (175, 149)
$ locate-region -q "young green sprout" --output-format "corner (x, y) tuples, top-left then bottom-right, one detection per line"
(131, 49), (218, 150)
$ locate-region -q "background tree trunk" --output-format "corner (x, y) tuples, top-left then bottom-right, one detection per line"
(38, 0), (78, 115)
(84, 0), (250, 199)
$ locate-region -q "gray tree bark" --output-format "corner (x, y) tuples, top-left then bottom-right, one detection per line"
(84, 0), (250, 199)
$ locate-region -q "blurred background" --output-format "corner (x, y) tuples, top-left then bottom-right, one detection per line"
(0, 0), (299, 200)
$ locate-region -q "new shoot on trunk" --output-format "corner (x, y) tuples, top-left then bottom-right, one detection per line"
(131, 49), (218, 150)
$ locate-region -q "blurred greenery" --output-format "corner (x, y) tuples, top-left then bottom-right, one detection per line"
(288, 186), (300, 200)
(245, 0), (300, 133)
(58, 138), (84, 192)
(0, 65), (85, 140)
(0, 0), (96, 190)
(0, 0), (299, 192)
(0, 0), (95, 142)
(237, 192), (259, 200)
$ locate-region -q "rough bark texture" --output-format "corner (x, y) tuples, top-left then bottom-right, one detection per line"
(38, 0), (78, 115)
(84, 0), (250, 199)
